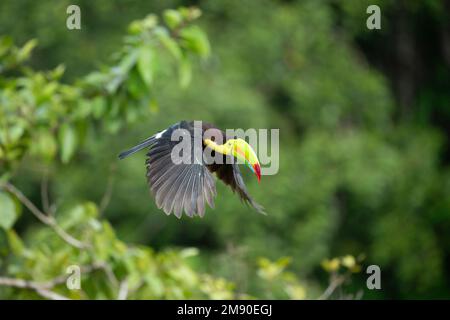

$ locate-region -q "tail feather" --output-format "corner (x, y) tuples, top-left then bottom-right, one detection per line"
(118, 136), (156, 159)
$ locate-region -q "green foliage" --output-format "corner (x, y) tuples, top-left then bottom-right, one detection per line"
(0, 6), (209, 174)
(0, 8), (239, 300)
(0, 200), (236, 299)
(0, 191), (18, 230)
(58, 124), (77, 164)
(257, 257), (307, 299)
(0, 0), (448, 299)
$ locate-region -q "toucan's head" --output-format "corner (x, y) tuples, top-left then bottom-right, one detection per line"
(224, 138), (261, 182)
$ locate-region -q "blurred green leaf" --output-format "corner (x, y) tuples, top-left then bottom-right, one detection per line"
(163, 9), (182, 29)
(180, 26), (210, 58)
(49, 64), (65, 80)
(321, 258), (340, 272)
(157, 30), (182, 61)
(0, 191), (17, 230)
(17, 39), (38, 62)
(142, 14), (158, 30)
(31, 129), (57, 161)
(6, 229), (25, 255)
(58, 123), (77, 163)
(137, 45), (157, 88)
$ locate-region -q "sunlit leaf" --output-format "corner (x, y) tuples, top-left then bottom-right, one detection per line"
(5, 125), (25, 144)
(341, 255), (356, 269)
(31, 129), (57, 161)
(156, 29), (182, 61)
(285, 284), (306, 300)
(49, 64), (65, 80)
(6, 229), (25, 255)
(180, 26), (210, 58)
(137, 44), (157, 88)
(17, 39), (38, 62)
(179, 7), (202, 20)
(180, 247), (199, 258)
(58, 123), (77, 163)
(142, 14), (158, 29)
(321, 258), (340, 272)
(0, 191), (17, 230)
(163, 9), (182, 29)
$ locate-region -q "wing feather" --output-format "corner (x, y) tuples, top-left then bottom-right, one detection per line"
(143, 121), (216, 218)
(207, 161), (265, 214)
(162, 164), (192, 214)
(180, 168), (195, 217)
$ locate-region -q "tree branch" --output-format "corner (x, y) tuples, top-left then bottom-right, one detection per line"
(1, 182), (89, 249)
(117, 279), (129, 300)
(99, 164), (116, 217)
(0, 262), (107, 300)
(318, 273), (347, 300)
(0, 277), (70, 300)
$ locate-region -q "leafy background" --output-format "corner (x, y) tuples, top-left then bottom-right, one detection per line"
(0, 0), (449, 299)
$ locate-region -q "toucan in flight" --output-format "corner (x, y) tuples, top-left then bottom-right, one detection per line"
(119, 121), (264, 218)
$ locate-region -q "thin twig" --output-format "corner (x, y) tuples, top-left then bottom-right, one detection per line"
(0, 262), (106, 300)
(2, 182), (51, 224)
(117, 279), (129, 300)
(0, 277), (70, 300)
(99, 164), (116, 217)
(0, 180), (122, 299)
(36, 288), (70, 300)
(318, 274), (347, 300)
(50, 223), (89, 249)
(1, 182), (89, 249)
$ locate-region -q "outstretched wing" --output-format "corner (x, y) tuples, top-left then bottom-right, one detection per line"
(120, 121), (264, 217)
(145, 122), (216, 218)
(207, 160), (265, 214)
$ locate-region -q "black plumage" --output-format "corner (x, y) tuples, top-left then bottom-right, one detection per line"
(119, 121), (264, 218)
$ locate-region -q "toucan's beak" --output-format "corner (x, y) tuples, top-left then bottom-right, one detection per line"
(234, 139), (262, 183)
(253, 163), (261, 183)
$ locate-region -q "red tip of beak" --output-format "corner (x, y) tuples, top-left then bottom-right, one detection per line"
(253, 163), (261, 183)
